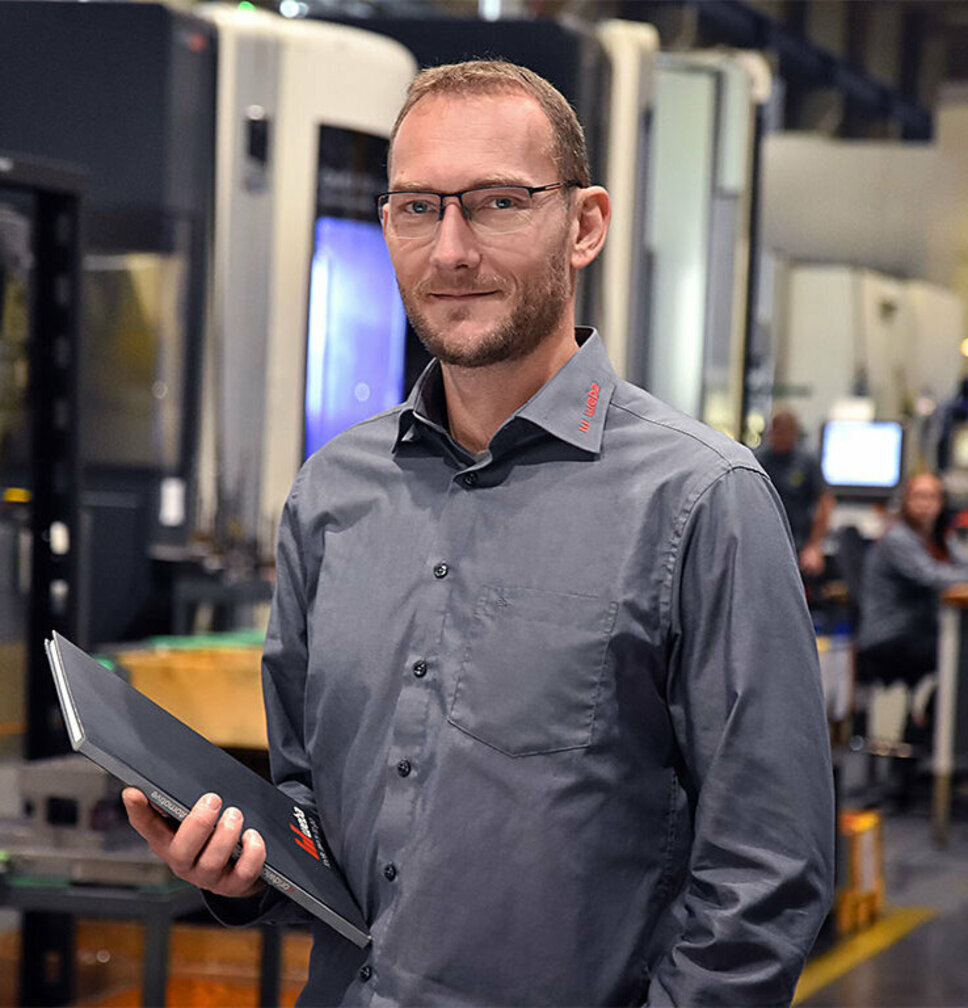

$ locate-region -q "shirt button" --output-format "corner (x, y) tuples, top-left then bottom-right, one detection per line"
(383, 862), (398, 881)
(460, 472), (478, 487)
(412, 660), (427, 678)
(359, 964), (372, 982)
(396, 759), (412, 777)
(433, 562), (449, 578)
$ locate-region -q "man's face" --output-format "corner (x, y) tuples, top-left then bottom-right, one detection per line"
(769, 415), (798, 454)
(384, 92), (575, 369)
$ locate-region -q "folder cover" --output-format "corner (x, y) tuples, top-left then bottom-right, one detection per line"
(45, 631), (370, 947)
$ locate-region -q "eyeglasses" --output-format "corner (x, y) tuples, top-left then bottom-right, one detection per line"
(377, 180), (581, 240)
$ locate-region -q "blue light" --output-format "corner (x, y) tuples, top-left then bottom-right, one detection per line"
(304, 217), (406, 457)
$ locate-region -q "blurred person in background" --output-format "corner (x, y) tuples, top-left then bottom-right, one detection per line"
(756, 406), (834, 580)
(857, 472), (968, 689)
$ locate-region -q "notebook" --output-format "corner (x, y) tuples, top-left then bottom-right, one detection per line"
(45, 630), (370, 947)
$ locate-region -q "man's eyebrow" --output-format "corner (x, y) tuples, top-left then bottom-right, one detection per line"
(387, 177), (536, 192)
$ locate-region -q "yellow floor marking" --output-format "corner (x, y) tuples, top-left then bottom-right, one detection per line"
(794, 907), (937, 1003)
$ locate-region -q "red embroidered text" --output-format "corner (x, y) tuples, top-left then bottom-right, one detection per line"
(579, 382), (601, 433)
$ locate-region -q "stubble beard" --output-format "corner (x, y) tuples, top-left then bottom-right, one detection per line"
(400, 245), (572, 369)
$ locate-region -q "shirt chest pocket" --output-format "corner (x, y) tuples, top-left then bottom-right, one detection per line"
(448, 585), (618, 757)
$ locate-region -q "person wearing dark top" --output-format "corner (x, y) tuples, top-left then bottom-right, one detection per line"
(755, 407), (834, 577)
(858, 472), (968, 686)
(122, 60), (834, 1006)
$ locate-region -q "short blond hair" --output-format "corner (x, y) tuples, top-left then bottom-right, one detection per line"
(389, 59), (591, 187)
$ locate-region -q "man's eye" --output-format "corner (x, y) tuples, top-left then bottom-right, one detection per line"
(487, 194), (524, 211)
(404, 199), (435, 216)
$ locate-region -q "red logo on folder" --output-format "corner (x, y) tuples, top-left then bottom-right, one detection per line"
(290, 823), (320, 860)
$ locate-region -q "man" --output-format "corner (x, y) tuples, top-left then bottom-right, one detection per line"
(755, 407), (834, 578)
(124, 60), (834, 1006)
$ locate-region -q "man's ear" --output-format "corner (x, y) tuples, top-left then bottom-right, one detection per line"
(570, 186), (610, 271)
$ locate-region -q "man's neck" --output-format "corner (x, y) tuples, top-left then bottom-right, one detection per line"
(441, 328), (579, 454)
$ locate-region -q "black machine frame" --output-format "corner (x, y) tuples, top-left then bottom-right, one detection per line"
(0, 152), (82, 759)
(0, 151), (83, 1007)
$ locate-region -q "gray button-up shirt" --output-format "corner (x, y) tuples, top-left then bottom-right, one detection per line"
(216, 330), (834, 1007)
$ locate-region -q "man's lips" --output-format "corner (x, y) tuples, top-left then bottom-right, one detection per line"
(429, 290), (500, 300)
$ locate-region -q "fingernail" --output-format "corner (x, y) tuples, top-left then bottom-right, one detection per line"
(202, 793), (221, 810)
(243, 829), (263, 846)
(224, 806), (242, 824)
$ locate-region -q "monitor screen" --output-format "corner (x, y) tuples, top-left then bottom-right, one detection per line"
(304, 125), (406, 459)
(820, 419), (904, 496)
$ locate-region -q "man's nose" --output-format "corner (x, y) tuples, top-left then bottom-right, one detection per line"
(429, 198), (481, 269)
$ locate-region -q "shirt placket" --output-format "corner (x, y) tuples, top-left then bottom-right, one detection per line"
(360, 453), (484, 995)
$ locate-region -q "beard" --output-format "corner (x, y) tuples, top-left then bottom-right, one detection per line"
(399, 243), (571, 369)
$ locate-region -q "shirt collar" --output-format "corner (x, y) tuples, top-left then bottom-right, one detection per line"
(396, 359), (448, 447)
(395, 328), (616, 455)
(514, 328), (614, 453)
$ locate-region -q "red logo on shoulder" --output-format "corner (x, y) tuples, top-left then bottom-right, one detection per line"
(578, 382), (601, 433)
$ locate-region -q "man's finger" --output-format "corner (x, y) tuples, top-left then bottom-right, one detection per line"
(165, 792), (224, 876)
(193, 804), (246, 884)
(122, 787), (177, 851)
(221, 829), (268, 898)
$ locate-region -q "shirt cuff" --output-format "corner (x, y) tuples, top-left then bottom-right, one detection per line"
(202, 885), (288, 927)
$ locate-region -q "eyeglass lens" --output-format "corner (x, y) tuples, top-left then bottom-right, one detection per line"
(383, 186), (539, 238)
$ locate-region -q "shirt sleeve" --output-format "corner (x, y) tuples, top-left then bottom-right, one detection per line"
(882, 525), (968, 591)
(647, 465), (835, 1007)
(206, 472), (319, 929)
(262, 475), (318, 810)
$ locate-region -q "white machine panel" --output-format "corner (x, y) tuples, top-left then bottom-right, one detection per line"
(599, 31), (768, 438)
(596, 20), (658, 384)
(778, 262), (964, 454)
(195, 6), (280, 541)
(195, 7), (415, 554)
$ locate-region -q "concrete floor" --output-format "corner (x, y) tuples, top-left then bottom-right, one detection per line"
(800, 749), (968, 1006)
(803, 905), (968, 1007)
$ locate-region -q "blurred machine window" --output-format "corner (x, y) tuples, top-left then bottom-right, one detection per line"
(0, 194), (32, 485)
(81, 253), (187, 471)
(304, 125), (406, 457)
(0, 190), (32, 752)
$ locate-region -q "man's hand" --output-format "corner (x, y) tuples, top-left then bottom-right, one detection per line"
(122, 788), (267, 899)
(799, 542), (825, 577)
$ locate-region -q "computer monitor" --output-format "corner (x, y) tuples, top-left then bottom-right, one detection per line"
(819, 419), (905, 498)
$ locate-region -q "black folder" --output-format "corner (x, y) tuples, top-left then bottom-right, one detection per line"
(45, 631), (370, 947)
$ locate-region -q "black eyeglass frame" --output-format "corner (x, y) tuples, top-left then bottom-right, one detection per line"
(376, 179), (583, 227)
